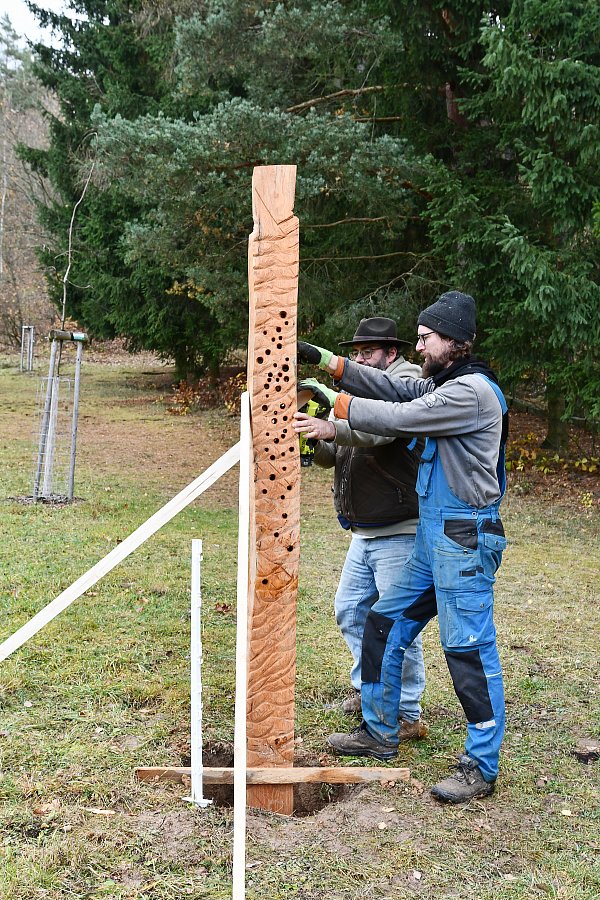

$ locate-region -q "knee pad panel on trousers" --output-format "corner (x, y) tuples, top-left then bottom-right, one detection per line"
(445, 649), (494, 723)
(361, 610), (394, 683)
(404, 585), (437, 622)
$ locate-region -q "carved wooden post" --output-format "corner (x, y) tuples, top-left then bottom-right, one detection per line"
(246, 165), (300, 814)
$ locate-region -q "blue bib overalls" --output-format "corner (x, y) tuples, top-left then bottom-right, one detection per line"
(360, 377), (507, 782)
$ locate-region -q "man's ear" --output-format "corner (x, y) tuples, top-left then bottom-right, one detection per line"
(387, 346), (399, 363)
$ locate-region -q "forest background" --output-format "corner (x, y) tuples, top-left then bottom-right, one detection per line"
(1, 0), (600, 450)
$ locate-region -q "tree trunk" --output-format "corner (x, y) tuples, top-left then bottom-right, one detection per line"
(541, 383), (568, 453)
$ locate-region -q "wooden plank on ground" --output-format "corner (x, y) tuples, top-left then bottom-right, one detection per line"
(135, 766), (410, 785)
(245, 165), (300, 815)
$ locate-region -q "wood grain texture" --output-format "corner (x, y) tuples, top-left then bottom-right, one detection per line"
(135, 766), (411, 785)
(246, 165), (300, 815)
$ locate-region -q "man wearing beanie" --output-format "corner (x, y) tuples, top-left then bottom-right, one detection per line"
(294, 291), (508, 803)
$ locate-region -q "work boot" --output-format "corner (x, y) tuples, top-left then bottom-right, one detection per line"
(399, 718), (429, 742)
(341, 690), (362, 715)
(328, 724), (398, 761)
(431, 755), (496, 803)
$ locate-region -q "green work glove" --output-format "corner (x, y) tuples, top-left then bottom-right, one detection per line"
(298, 378), (337, 411)
(297, 340), (333, 369)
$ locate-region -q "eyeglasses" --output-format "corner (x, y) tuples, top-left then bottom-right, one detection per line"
(348, 346), (384, 361)
(415, 331), (436, 347)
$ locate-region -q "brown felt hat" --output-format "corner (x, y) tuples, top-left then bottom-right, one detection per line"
(338, 317), (409, 347)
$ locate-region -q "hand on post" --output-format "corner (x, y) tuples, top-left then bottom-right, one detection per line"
(297, 378), (337, 410)
(292, 412), (336, 441)
(297, 341), (333, 369)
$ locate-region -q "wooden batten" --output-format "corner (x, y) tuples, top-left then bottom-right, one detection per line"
(135, 766), (410, 786)
(246, 165), (300, 815)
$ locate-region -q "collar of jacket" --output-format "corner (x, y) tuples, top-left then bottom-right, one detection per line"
(431, 355), (499, 388)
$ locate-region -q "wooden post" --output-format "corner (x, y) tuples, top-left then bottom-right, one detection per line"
(246, 165), (300, 814)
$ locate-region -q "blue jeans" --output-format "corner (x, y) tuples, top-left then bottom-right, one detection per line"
(334, 533), (425, 722)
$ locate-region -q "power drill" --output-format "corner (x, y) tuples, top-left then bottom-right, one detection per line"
(297, 380), (333, 466)
(298, 398), (321, 467)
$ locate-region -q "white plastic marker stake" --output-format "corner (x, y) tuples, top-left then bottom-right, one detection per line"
(183, 539), (212, 809)
(232, 392), (251, 899)
(0, 443), (241, 662)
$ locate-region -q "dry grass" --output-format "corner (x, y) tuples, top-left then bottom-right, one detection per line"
(0, 354), (598, 899)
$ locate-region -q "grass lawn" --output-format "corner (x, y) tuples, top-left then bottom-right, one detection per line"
(0, 352), (598, 899)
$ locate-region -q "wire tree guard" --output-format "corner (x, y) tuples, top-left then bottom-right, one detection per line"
(32, 329), (87, 502)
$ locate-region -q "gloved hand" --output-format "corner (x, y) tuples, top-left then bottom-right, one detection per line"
(298, 378), (337, 411)
(297, 340), (333, 369)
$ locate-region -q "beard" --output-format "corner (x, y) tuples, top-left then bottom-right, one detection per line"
(421, 345), (454, 378)
(370, 356), (390, 371)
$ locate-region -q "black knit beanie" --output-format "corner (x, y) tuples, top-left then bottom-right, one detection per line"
(417, 291), (476, 342)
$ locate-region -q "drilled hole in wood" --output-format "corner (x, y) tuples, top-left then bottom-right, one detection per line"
(257, 356), (264, 364)
(269, 455), (276, 461)
(282, 364), (289, 372)
(282, 513), (288, 518)
(275, 385), (282, 392)
(279, 403), (286, 410)
(277, 343), (283, 349)
(287, 545), (294, 552)
(279, 311), (287, 317)
(262, 579), (268, 585)
(265, 349), (271, 355)
(262, 405), (268, 411)
(276, 326), (282, 332)
(274, 438), (280, 444)
(283, 376), (290, 382)
(269, 474), (276, 481)
(274, 532), (279, 538)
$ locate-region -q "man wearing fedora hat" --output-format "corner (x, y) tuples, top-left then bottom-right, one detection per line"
(303, 316), (428, 742)
(294, 292), (508, 803)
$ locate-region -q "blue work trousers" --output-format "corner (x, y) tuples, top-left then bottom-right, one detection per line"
(361, 507), (506, 782)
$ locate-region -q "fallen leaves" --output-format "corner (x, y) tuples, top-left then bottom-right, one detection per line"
(214, 602), (233, 614)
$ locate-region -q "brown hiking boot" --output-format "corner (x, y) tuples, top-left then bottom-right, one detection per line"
(341, 691), (362, 715)
(431, 755), (496, 803)
(328, 725), (398, 762)
(399, 718), (429, 742)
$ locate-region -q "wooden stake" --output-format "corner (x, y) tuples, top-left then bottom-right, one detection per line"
(246, 165), (300, 815)
(136, 766), (410, 785)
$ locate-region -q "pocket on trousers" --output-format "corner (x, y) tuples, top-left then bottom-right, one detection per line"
(443, 592), (494, 649)
(480, 531), (507, 579)
(443, 519), (479, 550)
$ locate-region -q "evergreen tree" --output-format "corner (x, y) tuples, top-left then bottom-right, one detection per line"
(24, 0), (600, 430)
